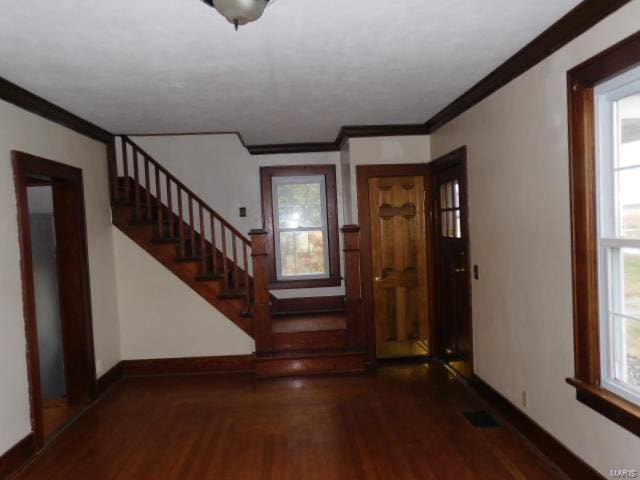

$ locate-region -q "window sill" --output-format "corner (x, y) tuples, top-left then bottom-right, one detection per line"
(566, 378), (640, 437)
(268, 275), (341, 290)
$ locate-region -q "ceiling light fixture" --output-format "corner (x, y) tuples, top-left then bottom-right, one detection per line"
(201, 0), (273, 31)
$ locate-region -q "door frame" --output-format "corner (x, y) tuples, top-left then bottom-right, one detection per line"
(356, 164), (435, 362)
(13, 150), (96, 448)
(429, 146), (473, 375)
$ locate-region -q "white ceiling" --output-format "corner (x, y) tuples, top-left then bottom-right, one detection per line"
(0, 0), (581, 145)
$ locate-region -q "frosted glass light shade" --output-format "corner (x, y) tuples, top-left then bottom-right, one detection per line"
(213, 0), (268, 27)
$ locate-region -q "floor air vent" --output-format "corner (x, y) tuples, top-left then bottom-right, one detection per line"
(463, 411), (500, 428)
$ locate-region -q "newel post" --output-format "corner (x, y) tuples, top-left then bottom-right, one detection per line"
(249, 229), (273, 355)
(342, 225), (365, 349)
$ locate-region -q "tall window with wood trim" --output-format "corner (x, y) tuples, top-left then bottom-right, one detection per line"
(595, 69), (640, 405)
(568, 30), (640, 437)
(260, 165), (340, 289)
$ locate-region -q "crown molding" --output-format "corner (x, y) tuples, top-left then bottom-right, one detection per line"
(247, 142), (338, 155)
(247, 123), (428, 155)
(423, 0), (632, 133)
(0, 76), (113, 144)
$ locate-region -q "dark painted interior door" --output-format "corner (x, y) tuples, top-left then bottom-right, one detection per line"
(433, 154), (472, 378)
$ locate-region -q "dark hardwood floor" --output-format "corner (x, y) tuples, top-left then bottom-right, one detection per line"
(13, 364), (566, 479)
(41, 398), (83, 440)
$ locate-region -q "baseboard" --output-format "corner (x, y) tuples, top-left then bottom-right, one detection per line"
(96, 362), (124, 396)
(0, 433), (35, 480)
(471, 375), (604, 480)
(121, 354), (255, 376)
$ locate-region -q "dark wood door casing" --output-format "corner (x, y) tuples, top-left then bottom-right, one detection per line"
(13, 151), (96, 448)
(430, 147), (473, 378)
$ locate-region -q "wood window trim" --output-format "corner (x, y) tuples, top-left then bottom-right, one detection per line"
(567, 30), (640, 437)
(260, 165), (340, 290)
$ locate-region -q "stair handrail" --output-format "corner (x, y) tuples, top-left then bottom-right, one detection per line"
(110, 134), (253, 314)
(119, 136), (250, 245)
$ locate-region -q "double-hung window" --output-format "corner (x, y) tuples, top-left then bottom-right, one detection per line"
(595, 66), (640, 406)
(272, 175), (329, 280)
(260, 165), (340, 289)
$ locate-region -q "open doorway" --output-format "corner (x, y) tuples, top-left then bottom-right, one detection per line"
(13, 151), (96, 448)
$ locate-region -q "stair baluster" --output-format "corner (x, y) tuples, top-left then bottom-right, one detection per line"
(199, 204), (206, 275)
(178, 185), (186, 258)
(232, 235), (239, 292)
(155, 167), (163, 238)
(186, 196), (194, 257)
(133, 148), (141, 222)
(121, 139), (129, 203)
(210, 214), (218, 276)
(111, 136), (256, 331)
(144, 156), (151, 222)
(166, 175), (174, 239)
(220, 226), (229, 294)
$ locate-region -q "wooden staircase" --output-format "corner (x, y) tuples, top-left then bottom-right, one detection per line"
(108, 136), (367, 377)
(256, 305), (365, 377)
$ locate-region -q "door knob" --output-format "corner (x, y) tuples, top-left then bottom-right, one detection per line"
(455, 267), (466, 273)
(374, 276), (383, 282)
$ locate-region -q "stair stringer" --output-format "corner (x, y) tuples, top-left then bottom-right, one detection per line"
(112, 202), (254, 337)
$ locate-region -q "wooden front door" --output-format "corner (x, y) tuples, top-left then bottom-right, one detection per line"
(368, 174), (430, 358)
(432, 148), (472, 378)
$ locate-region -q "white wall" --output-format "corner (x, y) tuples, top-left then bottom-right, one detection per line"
(113, 230), (254, 359)
(347, 135), (431, 222)
(130, 134), (345, 298)
(0, 100), (120, 455)
(429, 1), (640, 475)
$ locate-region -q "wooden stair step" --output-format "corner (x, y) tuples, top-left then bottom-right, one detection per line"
(218, 290), (248, 299)
(195, 273), (224, 282)
(272, 312), (346, 334)
(273, 329), (347, 352)
(174, 249), (214, 262)
(255, 350), (366, 378)
(152, 236), (181, 244)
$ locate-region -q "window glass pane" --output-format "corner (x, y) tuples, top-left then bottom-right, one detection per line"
(447, 210), (455, 237)
(276, 182), (323, 229)
(624, 315), (640, 390)
(617, 93), (640, 169)
(623, 248), (640, 316)
(611, 315), (640, 391)
(455, 210), (461, 238)
(279, 230), (325, 277)
(453, 180), (460, 208)
(616, 167), (640, 238)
